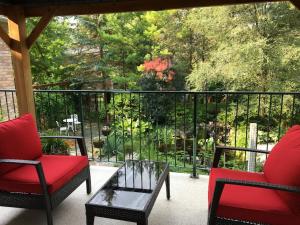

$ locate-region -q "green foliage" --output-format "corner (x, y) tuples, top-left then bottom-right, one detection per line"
(187, 3), (300, 92)
(0, 112), (3, 122)
(29, 3), (299, 94)
(35, 93), (67, 129)
(102, 130), (124, 157)
(28, 17), (74, 85)
(138, 71), (185, 123)
(70, 13), (153, 89)
(41, 133), (70, 155)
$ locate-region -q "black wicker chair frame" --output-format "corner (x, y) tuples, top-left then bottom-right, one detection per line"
(208, 146), (300, 225)
(0, 136), (91, 225)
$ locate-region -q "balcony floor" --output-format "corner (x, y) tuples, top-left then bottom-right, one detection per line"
(0, 166), (209, 225)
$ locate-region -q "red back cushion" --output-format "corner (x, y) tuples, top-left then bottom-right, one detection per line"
(264, 125), (300, 213)
(0, 114), (42, 175)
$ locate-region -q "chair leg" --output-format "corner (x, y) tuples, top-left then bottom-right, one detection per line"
(46, 206), (53, 225)
(86, 177), (92, 194)
(207, 210), (211, 225)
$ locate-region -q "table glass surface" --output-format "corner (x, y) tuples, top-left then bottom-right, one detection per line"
(88, 160), (167, 210)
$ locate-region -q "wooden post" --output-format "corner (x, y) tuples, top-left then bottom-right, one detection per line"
(7, 8), (36, 118)
(248, 123), (257, 172)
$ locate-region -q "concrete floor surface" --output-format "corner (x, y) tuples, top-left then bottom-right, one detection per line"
(0, 166), (208, 225)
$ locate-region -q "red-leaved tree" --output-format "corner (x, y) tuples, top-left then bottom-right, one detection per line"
(143, 57), (175, 83)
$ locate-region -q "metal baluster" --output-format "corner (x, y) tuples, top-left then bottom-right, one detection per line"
(213, 93), (218, 168)
(234, 95), (239, 147)
(144, 94), (150, 161)
(96, 93), (101, 161)
(290, 94), (296, 126)
(165, 121), (168, 164)
(138, 93), (142, 160)
(174, 93), (177, 167)
(55, 93), (58, 124)
(11, 91), (16, 118)
(156, 121), (159, 162)
(113, 93), (116, 162)
(121, 93), (125, 162)
(0, 93), (3, 119)
(79, 92), (85, 157)
(191, 93), (198, 178)
(205, 93), (208, 152)
(130, 93), (134, 160)
(245, 94), (250, 148)
(4, 91), (10, 120)
(62, 92), (68, 136)
(183, 93), (187, 168)
(278, 94), (284, 141)
(224, 94), (229, 146)
(266, 94), (273, 151)
(33, 91), (40, 130)
(87, 93), (94, 160)
(40, 92), (45, 130)
(256, 94), (261, 149)
(47, 92), (51, 129)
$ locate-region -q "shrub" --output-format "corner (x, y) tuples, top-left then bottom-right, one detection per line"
(41, 131), (70, 155)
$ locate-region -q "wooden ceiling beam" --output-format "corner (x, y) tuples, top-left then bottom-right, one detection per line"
(290, 0), (300, 9)
(22, 0), (283, 17)
(26, 7), (56, 48)
(0, 5), (10, 17)
(0, 8), (5, 16)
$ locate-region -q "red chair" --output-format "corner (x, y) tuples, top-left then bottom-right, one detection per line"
(208, 125), (300, 225)
(0, 114), (91, 225)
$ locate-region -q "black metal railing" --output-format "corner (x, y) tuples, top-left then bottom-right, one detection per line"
(0, 89), (18, 120)
(1, 89), (300, 174)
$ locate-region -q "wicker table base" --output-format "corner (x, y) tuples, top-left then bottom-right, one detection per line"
(85, 160), (170, 225)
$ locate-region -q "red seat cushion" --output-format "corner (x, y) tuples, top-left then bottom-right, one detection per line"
(264, 125), (300, 213)
(0, 114), (42, 175)
(0, 155), (88, 194)
(209, 168), (300, 225)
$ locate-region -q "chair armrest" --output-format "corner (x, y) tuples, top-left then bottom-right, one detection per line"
(40, 135), (83, 140)
(208, 178), (300, 225)
(0, 159), (49, 197)
(216, 178), (300, 193)
(212, 146), (270, 168)
(40, 136), (88, 156)
(0, 159), (40, 165)
(216, 146), (270, 154)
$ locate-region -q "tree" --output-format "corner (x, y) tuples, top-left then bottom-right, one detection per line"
(28, 3), (300, 93)
(186, 3), (300, 92)
(138, 57), (184, 124)
(71, 13), (153, 89)
(28, 17), (74, 85)
(143, 10), (209, 80)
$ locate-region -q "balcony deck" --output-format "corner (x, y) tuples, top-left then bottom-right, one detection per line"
(0, 165), (209, 225)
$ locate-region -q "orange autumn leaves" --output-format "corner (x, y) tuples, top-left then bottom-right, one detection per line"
(142, 58), (175, 82)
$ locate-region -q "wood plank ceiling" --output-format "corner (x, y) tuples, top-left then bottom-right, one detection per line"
(0, 0), (291, 17)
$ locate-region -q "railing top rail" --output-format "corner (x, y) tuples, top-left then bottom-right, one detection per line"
(1, 89), (300, 95)
(31, 90), (300, 95)
(0, 89), (16, 92)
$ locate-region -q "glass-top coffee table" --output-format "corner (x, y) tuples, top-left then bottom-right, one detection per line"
(85, 160), (170, 225)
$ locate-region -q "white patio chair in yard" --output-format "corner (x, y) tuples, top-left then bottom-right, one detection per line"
(69, 114), (81, 131)
(70, 114), (79, 120)
(62, 114), (82, 132)
(56, 121), (68, 135)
